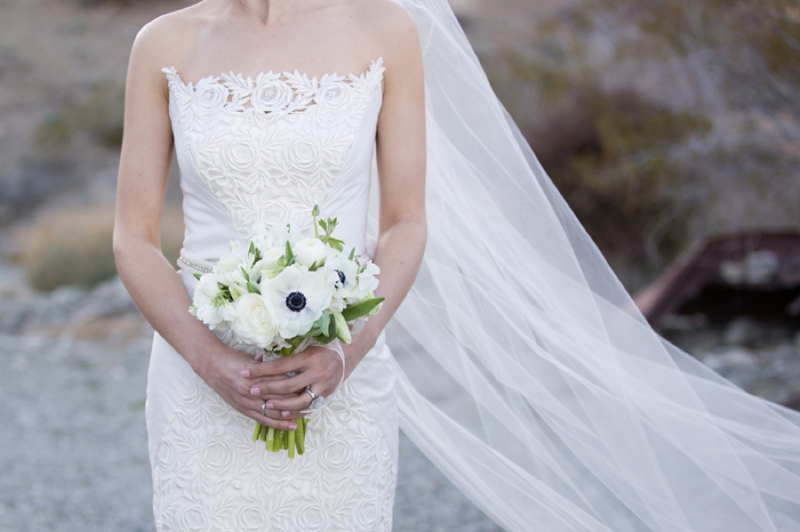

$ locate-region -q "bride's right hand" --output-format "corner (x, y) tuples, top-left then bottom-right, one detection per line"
(195, 346), (299, 432)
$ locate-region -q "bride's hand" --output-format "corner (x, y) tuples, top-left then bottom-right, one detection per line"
(196, 346), (299, 431)
(240, 345), (345, 419)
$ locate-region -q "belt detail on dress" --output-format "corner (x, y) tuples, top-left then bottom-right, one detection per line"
(178, 253), (215, 275)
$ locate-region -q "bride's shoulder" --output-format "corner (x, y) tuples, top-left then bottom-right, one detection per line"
(349, 0), (421, 60)
(352, 0), (419, 35)
(128, 4), (207, 71)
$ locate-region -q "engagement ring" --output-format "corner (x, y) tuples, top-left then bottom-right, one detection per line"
(303, 386), (326, 411)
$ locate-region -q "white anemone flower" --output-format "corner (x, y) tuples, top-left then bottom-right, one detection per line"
(325, 255), (361, 310)
(264, 264), (335, 338)
(355, 261), (380, 298)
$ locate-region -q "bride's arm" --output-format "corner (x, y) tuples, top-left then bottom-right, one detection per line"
(244, 7), (427, 415)
(113, 18), (299, 432)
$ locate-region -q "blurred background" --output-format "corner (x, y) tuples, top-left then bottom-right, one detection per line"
(0, 0), (798, 530)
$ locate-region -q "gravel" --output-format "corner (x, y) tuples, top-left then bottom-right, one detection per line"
(0, 269), (501, 532)
(2, 267), (797, 532)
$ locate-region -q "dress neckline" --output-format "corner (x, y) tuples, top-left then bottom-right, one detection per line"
(162, 56), (385, 88)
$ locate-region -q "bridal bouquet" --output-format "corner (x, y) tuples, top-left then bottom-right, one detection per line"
(189, 205), (384, 458)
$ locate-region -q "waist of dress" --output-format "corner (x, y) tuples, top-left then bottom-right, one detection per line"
(177, 252), (215, 275)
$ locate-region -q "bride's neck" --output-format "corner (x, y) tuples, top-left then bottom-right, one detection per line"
(227, 0), (304, 25)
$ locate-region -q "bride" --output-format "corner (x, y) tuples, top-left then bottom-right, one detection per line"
(114, 0), (800, 530)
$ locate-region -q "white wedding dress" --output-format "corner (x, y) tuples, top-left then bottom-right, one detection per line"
(146, 57), (399, 531)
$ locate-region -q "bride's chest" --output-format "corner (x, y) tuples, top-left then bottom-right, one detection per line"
(162, 58), (385, 186)
(160, 59), (385, 234)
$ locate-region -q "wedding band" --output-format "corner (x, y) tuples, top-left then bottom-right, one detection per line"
(261, 401), (267, 416)
(303, 386), (318, 401)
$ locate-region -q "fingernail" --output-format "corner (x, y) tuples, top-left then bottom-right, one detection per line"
(265, 403), (274, 410)
(249, 386), (259, 395)
(241, 370), (250, 378)
(281, 411), (289, 418)
(289, 423), (297, 430)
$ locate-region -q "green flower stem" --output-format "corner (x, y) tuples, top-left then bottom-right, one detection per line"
(265, 427), (275, 450)
(260, 424), (267, 442)
(288, 430), (296, 459)
(296, 417), (305, 455)
(251, 422), (261, 442)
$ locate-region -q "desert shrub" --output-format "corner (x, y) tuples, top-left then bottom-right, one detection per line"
(526, 84), (712, 270)
(18, 205), (184, 292)
(595, 0), (800, 107)
(19, 206), (117, 291)
(34, 80), (124, 156)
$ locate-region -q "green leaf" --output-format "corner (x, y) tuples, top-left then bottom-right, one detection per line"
(318, 312), (331, 335)
(284, 240), (294, 264)
(342, 297), (385, 321)
(247, 281), (259, 294)
(193, 273), (202, 280)
(240, 266), (250, 281)
(348, 247), (356, 260)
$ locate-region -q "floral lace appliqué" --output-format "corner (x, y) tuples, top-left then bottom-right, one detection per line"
(151, 375), (396, 532)
(161, 58), (386, 236)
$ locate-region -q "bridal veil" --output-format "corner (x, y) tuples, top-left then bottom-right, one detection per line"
(373, 0), (800, 530)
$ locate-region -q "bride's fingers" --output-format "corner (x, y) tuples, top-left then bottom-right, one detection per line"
(249, 355), (342, 397)
(245, 401), (302, 430)
(249, 372), (314, 396)
(265, 393), (313, 412)
(241, 351), (310, 379)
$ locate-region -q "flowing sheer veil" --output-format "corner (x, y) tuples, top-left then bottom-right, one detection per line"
(368, 0), (800, 530)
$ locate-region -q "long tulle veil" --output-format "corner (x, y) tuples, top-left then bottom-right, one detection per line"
(369, 0), (800, 530)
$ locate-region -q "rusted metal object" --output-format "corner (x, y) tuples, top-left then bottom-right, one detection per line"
(634, 231), (800, 325)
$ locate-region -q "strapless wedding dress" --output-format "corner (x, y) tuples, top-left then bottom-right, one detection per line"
(146, 57), (399, 531)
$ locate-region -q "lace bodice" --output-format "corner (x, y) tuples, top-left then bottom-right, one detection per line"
(162, 57), (386, 261)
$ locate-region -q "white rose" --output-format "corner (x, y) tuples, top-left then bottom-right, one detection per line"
(230, 293), (279, 349)
(294, 238), (328, 268)
(253, 246), (286, 283)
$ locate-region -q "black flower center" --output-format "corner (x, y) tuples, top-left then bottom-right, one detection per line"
(285, 292), (307, 312)
(335, 269), (346, 285)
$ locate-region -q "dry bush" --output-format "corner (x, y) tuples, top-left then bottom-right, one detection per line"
(525, 81), (711, 272)
(34, 80), (124, 156)
(18, 204), (184, 292)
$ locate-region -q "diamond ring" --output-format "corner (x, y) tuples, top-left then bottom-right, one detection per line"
(261, 401), (267, 416)
(303, 386), (325, 411)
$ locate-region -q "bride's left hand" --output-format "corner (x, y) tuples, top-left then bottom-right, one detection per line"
(240, 345), (345, 420)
